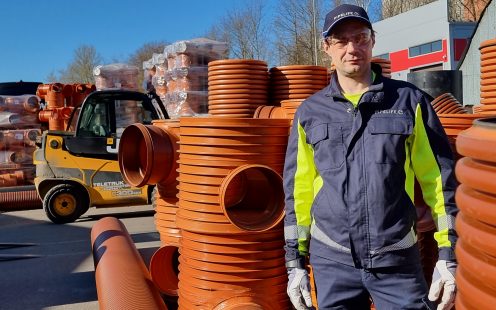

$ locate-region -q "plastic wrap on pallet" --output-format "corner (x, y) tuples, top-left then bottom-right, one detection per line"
(0, 112), (38, 129)
(164, 38), (228, 58)
(0, 166), (35, 187)
(93, 63), (140, 91)
(0, 128), (41, 150)
(161, 91), (208, 119)
(115, 100), (149, 131)
(167, 67), (209, 92)
(143, 59), (156, 92)
(0, 147), (34, 164)
(0, 95), (40, 114)
(152, 54), (168, 96)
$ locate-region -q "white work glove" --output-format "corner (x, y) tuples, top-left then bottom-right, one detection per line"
(428, 260), (456, 310)
(287, 267), (313, 310)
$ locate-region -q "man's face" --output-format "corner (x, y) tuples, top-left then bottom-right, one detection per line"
(323, 20), (375, 79)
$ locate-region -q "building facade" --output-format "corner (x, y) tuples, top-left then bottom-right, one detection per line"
(372, 0), (476, 82)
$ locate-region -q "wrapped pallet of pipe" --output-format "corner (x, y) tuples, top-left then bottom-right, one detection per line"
(161, 38), (228, 118)
(0, 95), (42, 210)
(93, 63), (140, 91)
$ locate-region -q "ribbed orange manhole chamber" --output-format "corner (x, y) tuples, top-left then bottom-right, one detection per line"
(118, 119), (181, 247)
(175, 117), (290, 309)
(454, 117), (496, 309)
(269, 65), (328, 106)
(478, 38), (496, 115)
(208, 59), (269, 118)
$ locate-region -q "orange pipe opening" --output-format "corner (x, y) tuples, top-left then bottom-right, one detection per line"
(219, 164), (285, 232)
(118, 124), (175, 188)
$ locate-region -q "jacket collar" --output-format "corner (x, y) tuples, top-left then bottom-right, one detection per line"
(325, 63), (384, 103)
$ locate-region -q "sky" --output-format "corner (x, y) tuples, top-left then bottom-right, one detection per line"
(0, 0), (381, 84)
(0, 0), (278, 83)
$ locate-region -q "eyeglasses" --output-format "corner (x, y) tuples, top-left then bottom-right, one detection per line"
(327, 30), (372, 49)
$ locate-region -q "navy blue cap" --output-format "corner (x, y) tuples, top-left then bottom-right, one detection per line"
(322, 4), (372, 38)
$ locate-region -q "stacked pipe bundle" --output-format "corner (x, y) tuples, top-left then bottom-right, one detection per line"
(208, 59), (269, 118)
(175, 117), (290, 309)
(0, 95), (40, 128)
(118, 116), (292, 308)
(162, 38), (228, 119)
(143, 58), (157, 93)
(478, 38), (496, 115)
(0, 95), (41, 191)
(71, 83), (96, 108)
(269, 65), (328, 106)
(371, 57), (392, 78)
(454, 118), (496, 309)
(37, 83), (95, 131)
(93, 63), (139, 91)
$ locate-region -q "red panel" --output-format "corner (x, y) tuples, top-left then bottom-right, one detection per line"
(454, 38), (468, 61)
(390, 39), (448, 72)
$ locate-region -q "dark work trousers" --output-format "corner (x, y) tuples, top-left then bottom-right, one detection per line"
(310, 254), (435, 310)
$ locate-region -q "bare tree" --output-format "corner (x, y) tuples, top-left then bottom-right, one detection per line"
(382, 0), (436, 19)
(128, 41), (167, 91)
(205, 0), (271, 61)
(59, 45), (102, 84)
(449, 0), (489, 21)
(273, 0), (328, 66)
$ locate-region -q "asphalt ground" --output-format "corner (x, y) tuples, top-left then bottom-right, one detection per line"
(0, 204), (162, 310)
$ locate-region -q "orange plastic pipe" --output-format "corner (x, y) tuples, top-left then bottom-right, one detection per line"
(91, 217), (167, 310)
(118, 123), (175, 188)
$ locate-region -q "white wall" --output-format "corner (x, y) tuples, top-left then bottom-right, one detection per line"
(373, 0), (450, 58)
(459, 1), (496, 106)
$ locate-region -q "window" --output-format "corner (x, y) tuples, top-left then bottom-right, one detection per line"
(78, 102), (110, 137)
(374, 53), (390, 60)
(409, 40), (442, 57)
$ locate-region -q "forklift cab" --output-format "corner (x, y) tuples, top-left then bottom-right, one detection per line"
(64, 90), (165, 159)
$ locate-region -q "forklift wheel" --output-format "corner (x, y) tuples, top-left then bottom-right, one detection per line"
(43, 184), (89, 224)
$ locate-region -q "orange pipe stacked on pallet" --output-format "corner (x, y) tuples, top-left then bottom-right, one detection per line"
(478, 39), (496, 115)
(90, 217), (167, 310)
(454, 118), (496, 309)
(208, 59), (269, 118)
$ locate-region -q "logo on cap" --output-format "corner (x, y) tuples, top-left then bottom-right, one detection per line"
(333, 11), (360, 21)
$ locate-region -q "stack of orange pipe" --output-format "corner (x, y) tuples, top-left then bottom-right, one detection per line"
(37, 83), (95, 130)
(455, 118), (496, 309)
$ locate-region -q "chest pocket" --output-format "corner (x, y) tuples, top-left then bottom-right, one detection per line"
(308, 123), (345, 171)
(368, 117), (413, 164)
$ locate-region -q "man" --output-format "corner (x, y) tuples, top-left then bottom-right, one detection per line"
(283, 4), (458, 310)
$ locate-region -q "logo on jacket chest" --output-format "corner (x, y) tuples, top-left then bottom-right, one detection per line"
(374, 109), (405, 115)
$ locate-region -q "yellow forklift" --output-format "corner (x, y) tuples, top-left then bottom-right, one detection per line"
(34, 89), (168, 223)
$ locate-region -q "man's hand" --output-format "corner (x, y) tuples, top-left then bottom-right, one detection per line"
(287, 267), (313, 310)
(428, 260), (456, 310)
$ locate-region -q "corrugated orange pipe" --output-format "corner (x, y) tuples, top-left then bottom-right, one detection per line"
(0, 186), (42, 211)
(91, 217), (167, 310)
